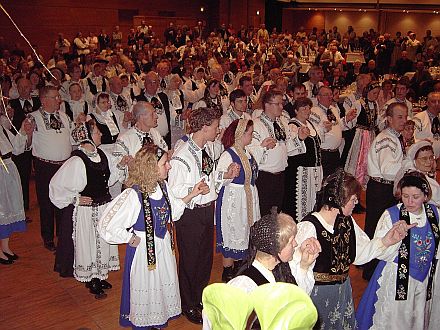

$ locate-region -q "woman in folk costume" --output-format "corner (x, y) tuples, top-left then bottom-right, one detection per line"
(345, 81), (383, 188)
(295, 169), (414, 329)
(357, 171), (439, 330)
(394, 141), (440, 207)
(0, 107), (33, 264)
(98, 144), (208, 329)
(282, 97), (323, 222)
(193, 79), (224, 117)
(49, 119), (122, 298)
(87, 92), (128, 146)
(215, 118), (260, 282)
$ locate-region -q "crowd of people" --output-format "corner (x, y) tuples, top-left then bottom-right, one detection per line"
(1, 18), (440, 329)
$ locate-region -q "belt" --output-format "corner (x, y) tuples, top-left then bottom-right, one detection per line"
(314, 272), (349, 284)
(261, 170), (284, 175)
(194, 201), (213, 208)
(34, 156), (66, 165)
(1, 152), (12, 160)
(370, 176), (394, 185)
(321, 148), (339, 152)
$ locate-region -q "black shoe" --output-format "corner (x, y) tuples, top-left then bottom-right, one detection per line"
(0, 256), (13, 265)
(182, 308), (202, 324)
(3, 252), (18, 261)
(222, 266), (234, 282)
(86, 278), (107, 299)
(44, 241), (56, 252)
(100, 279), (112, 289)
(353, 203), (366, 214)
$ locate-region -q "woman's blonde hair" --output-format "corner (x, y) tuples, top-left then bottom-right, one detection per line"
(277, 213), (297, 251)
(125, 145), (163, 194)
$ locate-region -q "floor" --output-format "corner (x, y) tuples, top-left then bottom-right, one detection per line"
(0, 179), (369, 329)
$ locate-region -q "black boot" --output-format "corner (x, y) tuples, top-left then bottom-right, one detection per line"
(86, 278), (107, 299)
(222, 266), (234, 282)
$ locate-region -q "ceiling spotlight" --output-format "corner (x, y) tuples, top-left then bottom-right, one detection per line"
(256, 10), (260, 16)
(200, 7), (204, 12)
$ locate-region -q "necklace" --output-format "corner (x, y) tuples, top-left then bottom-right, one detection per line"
(78, 143), (98, 158)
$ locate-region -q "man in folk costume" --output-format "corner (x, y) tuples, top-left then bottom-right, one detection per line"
(413, 91), (440, 157)
(168, 107), (240, 324)
(135, 71), (172, 149)
(29, 86), (75, 251)
(363, 102), (409, 280)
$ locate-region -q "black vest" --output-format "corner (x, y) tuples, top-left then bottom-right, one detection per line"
(241, 266), (270, 286)
(302, 214), (356, 284)
(71, 148), (111, 204)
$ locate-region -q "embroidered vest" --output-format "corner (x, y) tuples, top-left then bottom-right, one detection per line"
(303, 214), (356, 285)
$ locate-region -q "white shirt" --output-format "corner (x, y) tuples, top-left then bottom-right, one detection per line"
(367, 127), (405, 181)
(383, 97), (413, 119)
(168, 135), (224, 208)
(248, 112), (301, 173)
(413, 110), (440, 157)
(140, 93), (170, 138)
(30, 110), (73, 161)
(309, 103), (347, 150)
(0, 122), (27, 156)
(219, 109), (251, 130)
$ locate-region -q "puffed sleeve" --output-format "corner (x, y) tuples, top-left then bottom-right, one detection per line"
(100, 147), (125, 187)
(9, 130), (28, 155)
(352, 217), (394, 265)
(164, 181), (187, 222)
(371, 209), (409, 262)
(98, 188), (141, 244)
(248, 121), (268, 165)
(289, 221), (318, 295)
(49, 156), (87, 209)
(286, 123), (306, 157)
(215, 150), (234, 190)
(169, 156), (200, 209)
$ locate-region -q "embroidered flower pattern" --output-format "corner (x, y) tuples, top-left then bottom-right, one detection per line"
(412, 231), (433, 270)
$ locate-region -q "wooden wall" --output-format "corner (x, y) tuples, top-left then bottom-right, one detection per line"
(0, 0), (209, 59)
(0, 0), (267, 60)
(282, 8), (440, 37)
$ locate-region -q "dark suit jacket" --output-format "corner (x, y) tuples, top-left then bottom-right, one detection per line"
(9, 97), (41, 135)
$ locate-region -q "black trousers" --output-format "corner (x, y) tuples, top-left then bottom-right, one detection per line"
(340, 129), (356, 167)
(11, 150), (32, 210)
(256, 170), (285, 216)
(33, 158), (63, 243)
(54, 204), (74, 277)
(362, 179), (396, 280)
(175, 205), (214, 310)
(321, 149), (341, 178)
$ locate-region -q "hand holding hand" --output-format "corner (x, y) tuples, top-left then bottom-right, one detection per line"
(382, 220), (417, 247)
(323, 120), (333, 132)
(225, 162), (241, 179)
(345, 109), (357, 122)
(299, 237), (321, 269)
(78, 195), (93, 206)
(261, 137), (277, 149)
(119, 155), (134, 167)
(192, 179), (210, 196)
(298, 126), (310, 140)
